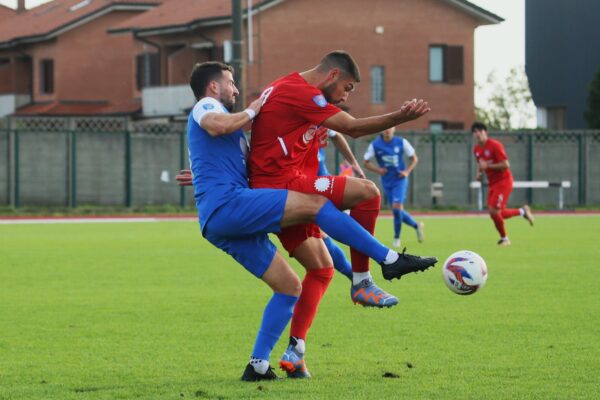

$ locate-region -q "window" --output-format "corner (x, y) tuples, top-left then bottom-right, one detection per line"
(370, 65), (385, 104)
(429, 121), (445, 132)
(429, 121), (465, 132)
(429, 45), (463, 84)
(136, 53), (160, 90)
(547, 106), (567, 130)
(40, 59), (54, 94)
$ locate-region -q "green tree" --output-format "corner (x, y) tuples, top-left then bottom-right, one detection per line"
(475, 67), (536, 130)
(584, 64), (600, 129)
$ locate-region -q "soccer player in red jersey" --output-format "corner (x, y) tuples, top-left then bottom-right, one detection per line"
(249, 50), (437, 377)
(472, 122), (535, 246)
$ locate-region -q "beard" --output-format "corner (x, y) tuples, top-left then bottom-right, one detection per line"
(220, 95), (235, 111)
(321, 82), (337, 104)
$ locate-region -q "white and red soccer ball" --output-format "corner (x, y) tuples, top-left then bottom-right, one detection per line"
(442, 250), (488, 295)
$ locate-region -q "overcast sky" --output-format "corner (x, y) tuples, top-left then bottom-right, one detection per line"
(0, 0), (527, 108)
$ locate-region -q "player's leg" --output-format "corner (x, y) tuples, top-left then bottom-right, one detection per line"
(281, 188), (437, 282)
(322, 233), (352, 280)
(394, 179), (424, 243)
(202, 229), (300, 382)
(279, 235), (333, 378)
(487, 185), (509, 245)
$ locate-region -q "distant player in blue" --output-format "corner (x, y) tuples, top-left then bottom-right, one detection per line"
(363, 127), (424, 248)
(184, 62), (433, 381)
(317, 129), (366, 280)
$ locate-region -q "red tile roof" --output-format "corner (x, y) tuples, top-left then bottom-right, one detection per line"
(15, 100), (141, 115)
(0, 0), (160, 48)
(109, 0), (281, 35)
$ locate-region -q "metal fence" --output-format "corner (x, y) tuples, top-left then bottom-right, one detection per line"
(1, 116), (599, 209)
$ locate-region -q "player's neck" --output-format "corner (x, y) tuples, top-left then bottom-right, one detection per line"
(300, 68), (327, 89)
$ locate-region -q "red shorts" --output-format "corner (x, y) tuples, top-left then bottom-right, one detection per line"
(488, 179), (513, 210)
(255, 175), (348, 255)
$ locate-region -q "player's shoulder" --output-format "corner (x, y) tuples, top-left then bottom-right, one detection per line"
(193, 97), (225, 113)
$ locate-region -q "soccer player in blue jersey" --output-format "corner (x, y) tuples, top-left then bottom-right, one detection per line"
(185, 62), (435, 381)
(363, 127), (424, 248)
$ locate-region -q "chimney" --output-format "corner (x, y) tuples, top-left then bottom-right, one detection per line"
(17, 0), (26, 13)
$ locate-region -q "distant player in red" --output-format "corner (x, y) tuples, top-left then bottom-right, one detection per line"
(472, 122), (535, 246)
(249, 50), (437, 378)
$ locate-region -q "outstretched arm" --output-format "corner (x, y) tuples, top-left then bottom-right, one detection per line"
(330, 132), (365, 178)
(322, 99), (430, 138)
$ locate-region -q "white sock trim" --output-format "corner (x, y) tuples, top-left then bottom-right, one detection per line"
(249, 357), (270, 374)
(384, 250), (399, 265)
(352, 271), (372, 285)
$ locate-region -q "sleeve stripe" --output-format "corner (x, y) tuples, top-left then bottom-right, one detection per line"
(277, 136), (289, 156)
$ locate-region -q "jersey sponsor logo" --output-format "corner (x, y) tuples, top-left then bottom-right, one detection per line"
(203, 103), (215, 110)
(313, 94), (327, 107)
(394, 146), (400, 153)
(484, 149), (490, 157)
(314, 177), (331, 192)
(302, 125), (319, 144)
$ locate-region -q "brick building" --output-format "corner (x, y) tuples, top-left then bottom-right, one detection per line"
(0, 0), (501, 130)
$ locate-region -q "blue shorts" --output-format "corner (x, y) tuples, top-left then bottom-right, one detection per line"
(202, 187), (288, 278)
(383, 178), (408, 206)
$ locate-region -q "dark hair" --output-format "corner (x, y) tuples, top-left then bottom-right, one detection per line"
(318, 50), (361, 82)
(189, 62), (233, 101)
(471, 122), (488, 132)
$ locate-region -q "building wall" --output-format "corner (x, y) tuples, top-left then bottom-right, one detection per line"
(20, 11), (146, 107)
(247, 0), (478, 130)
(526, 0), (600, 129)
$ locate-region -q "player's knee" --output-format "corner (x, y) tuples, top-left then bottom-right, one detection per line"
(364, 180), (380, 199)
(285, 276), (302, 297)
(305, 194), (328, 218)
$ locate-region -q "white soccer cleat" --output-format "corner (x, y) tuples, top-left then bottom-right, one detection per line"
(392, 238), (401, 248)
(416, 222), (425, 243)
(497, 238), (511, 246)
(522, 205), (534, 226)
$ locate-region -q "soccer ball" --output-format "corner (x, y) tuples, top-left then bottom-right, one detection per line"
(442, 250), (488, 295)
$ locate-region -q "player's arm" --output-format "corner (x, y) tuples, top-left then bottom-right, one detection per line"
(176, 169), (193, 186)
(362, 143), (386, 176)
(322, 99), (430, 138)
(478, 159), (509, 171)
(200, 97), (262, 136)
(330, 131), (366, 178)
(400, 138), (418, 178)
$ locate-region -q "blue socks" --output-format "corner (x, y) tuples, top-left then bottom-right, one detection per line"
(252, 292), (298, 361)
(323, 236), (352, 279)
(402, 210), (418, 229)
(392, 208), (402, 238)
(315, 200), (388, 263)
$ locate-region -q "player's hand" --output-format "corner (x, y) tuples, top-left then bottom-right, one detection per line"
(399, 170), (409, 178)
(378, 167), (387, 176)
(397, 99), (430, 122)
(352, 163), (366, 179)
(175, 169), (193, 186)
(247, 96), (263, 117)
(478, 160), (488, 171)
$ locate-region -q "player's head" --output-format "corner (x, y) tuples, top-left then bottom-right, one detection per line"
(382, 127), (395, 141)
(190, 62), (238, 111)
(471, 122), (488, 143)
(317, 50), (361, 105)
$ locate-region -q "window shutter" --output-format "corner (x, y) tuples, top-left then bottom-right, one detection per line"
(444, 46), (463, 84)
(446, 121), (465, 130)
(136, 54), (144, 90)
(149, 53), (160, 86)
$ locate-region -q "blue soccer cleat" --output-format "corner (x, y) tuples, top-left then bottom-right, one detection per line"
(279, 344), (311, 378)
(350, 279), (399, 308)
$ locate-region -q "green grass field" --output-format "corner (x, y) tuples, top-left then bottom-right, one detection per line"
(1, 215), (599, 399)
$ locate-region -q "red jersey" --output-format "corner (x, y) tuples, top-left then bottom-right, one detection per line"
(473, 138), (513, 185)
(249, 72), (341, 186)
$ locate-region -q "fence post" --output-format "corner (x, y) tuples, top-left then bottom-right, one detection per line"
(527, 132), (534, 205)
(125, 130), (132, 207)
(467, 133), (473, 205)
(179, 128), (186, 208)
(431, 132), (437, 206)
(14, 128), (20, 208)
(578, 133), (586, 205)
(69, 131), (77, 208)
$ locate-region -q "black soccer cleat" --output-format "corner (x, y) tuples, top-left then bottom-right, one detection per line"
(380, 248), (438, 281)
(241, 363), (280, 382)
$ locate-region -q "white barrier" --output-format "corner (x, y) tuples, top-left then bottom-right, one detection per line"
(470, 181), (572, 210)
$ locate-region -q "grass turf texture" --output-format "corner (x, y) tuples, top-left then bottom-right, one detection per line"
(1, 216), (599, 399)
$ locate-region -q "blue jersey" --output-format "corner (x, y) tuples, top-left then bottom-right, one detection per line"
(317, 147), (329, 176)
(364, 136), (415, 187)
(187, 97), (250, 231)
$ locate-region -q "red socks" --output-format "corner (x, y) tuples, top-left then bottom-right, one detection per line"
(290, 267), (334, 340)
(490, 212), (507, 237)
(501, 208), (521, 219)
(349, 195), (381, 272)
